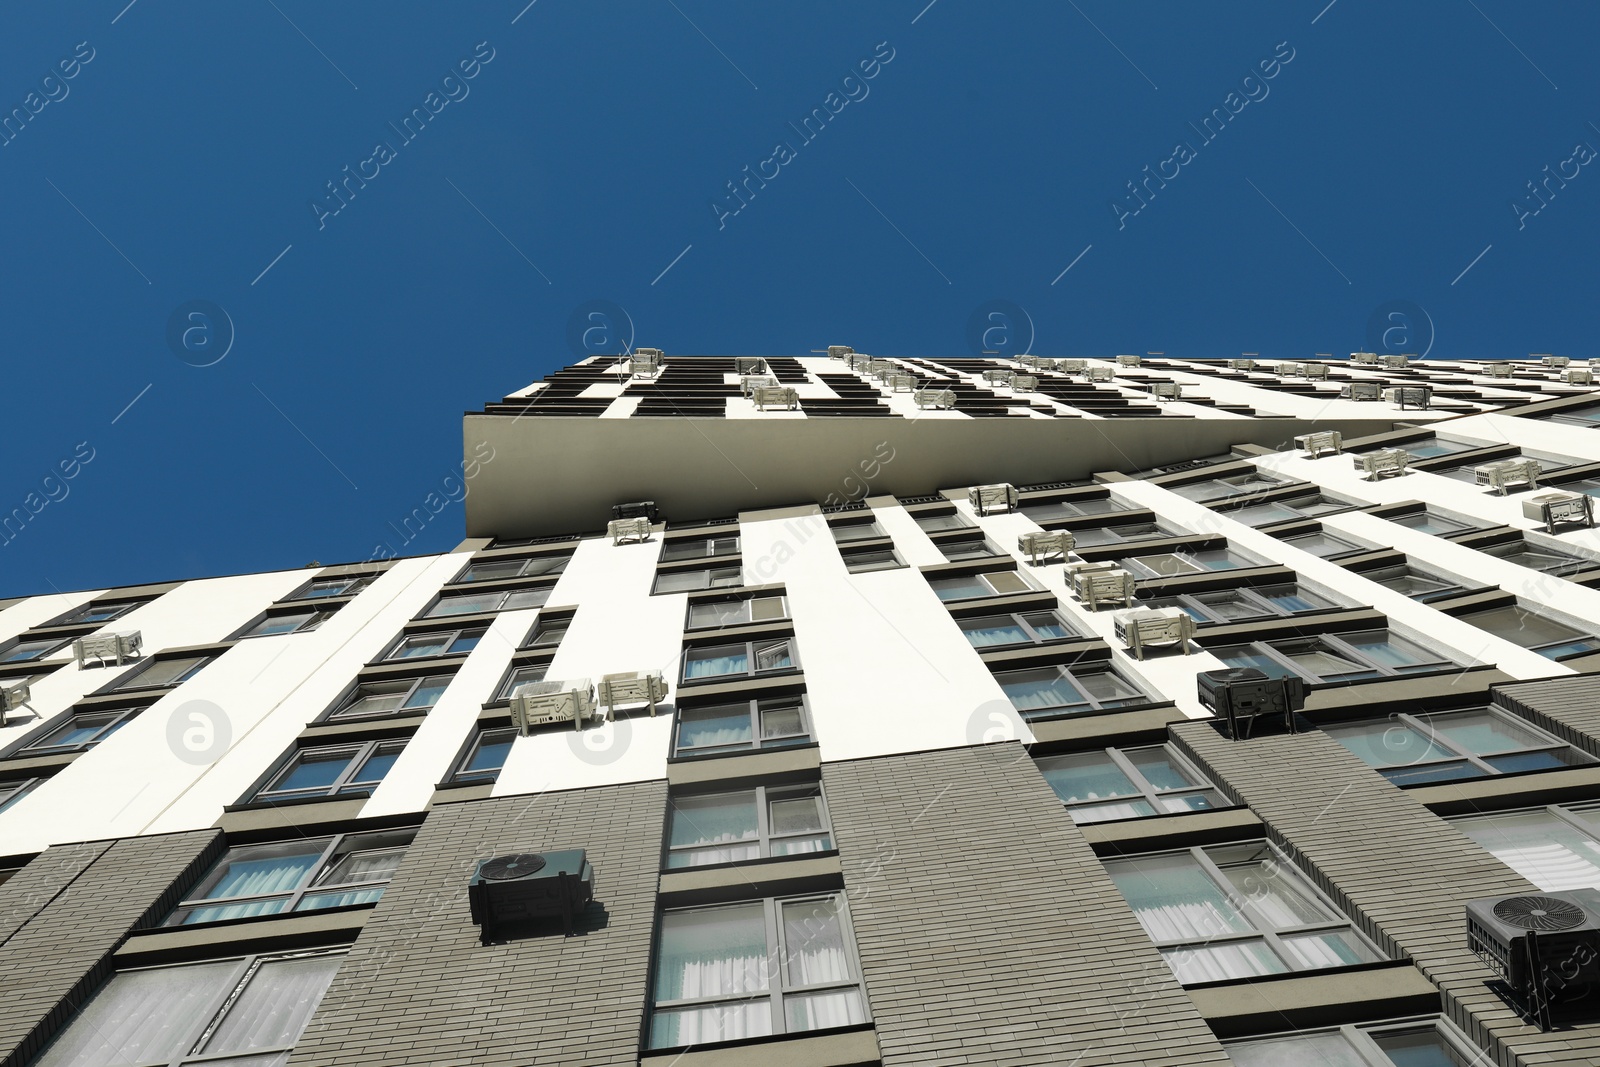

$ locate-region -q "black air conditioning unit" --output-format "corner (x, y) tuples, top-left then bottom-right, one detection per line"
(1198, 668), (1305, 740)
(1467, 889), (1600, 1028)
(613, 501), (662, 524)
(469, 850), (595, 940)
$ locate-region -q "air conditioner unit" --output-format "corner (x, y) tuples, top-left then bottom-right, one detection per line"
(1343, 381), (1382, 402)
(1116, 354), (1140, 367)
(1067, 563), (1136, 610)
(1476, 459), (1541, 495)
(1300, 363), (1329, 380)
(752, 385), (799, 411)
(1466, 889), (1600, 1026)
(739, 374), (779, 397)
(1151, 381), (1182, 401)
(1276, 362), (1302, 376)
(1295, 430), (1343, 458)
(866, 359), (896, 379)
(1018, 530), (1073, 565)
(1350, 351), (1379, 364)
(968, 483), (1018, 516)
(1229, 358), (1256, 371)
(469, 849), (595, 939)
(1484, 362), (1515, 378)
(1058, 359), (1087, 374)
(1198, 667), (1305, 740)
(510, 679), (597, 733)
(613, 501), (661, 523)
(628, 358), (661, 378)
(886, 373), (919, 392)
(982, 369), (1014, 386)
(1541, 355), (1571, 369)
(634, 347), (664, 361)
(1568, 367), (1594, 385)
(1387, 384), (1433, 410)
(0, 683), (29, 726)
(1354, 448), (1409, 481)
(597, 670), (667, 718)
(1113, 607), (1194, 660)
(845, 352), (875, 371)
(827, 345), (853, 360)
(1010, 374), (1038, 392)
(1085, 365), (1115, 382)
(914, 388), (956, 410)
(1523, 491), (1595, 534)
(734, 357), (767, 375)
(73, 631), (142, 668)
(1379, 353), (1410, 369)
(607, 517), (653, 545)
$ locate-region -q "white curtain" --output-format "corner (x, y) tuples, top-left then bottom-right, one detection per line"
(1458, 811), (1600, 891)
(1226, 1031), (1369, 1066)
(652, 905), (770, 1046)
(200, 954), (341, 1056)
(35, 960), (237, 1066)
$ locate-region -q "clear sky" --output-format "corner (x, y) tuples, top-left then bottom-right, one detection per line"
(2, 1), (1596, 597)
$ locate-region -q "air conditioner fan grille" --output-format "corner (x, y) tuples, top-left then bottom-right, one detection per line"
(480, 853), (548, 881)
(1494, 895), (1586, 931)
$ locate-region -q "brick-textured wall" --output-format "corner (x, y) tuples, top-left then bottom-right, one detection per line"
(0, 829), (220, 1067)
(1171, 720), (1600, 1067)
(1495, 675), (1600, 756)
(288, 781), (667, 1067)
(822, 743), (1233, 1067)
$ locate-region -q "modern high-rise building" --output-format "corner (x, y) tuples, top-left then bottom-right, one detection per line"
(5, 349), (1600, 1066)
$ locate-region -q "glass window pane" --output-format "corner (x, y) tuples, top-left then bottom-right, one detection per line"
(1038, 751), (1138, 803)
(191, 842), (325, 903)
(502, 588), (551, 611)
(1283, 646), (1373, 680)
(781, 898), (853, 987)
(754, 642), (793, 671)
(1107, 853), (1252, 940)
(930, 575), (992, 601)
(1341, 631), (1443, 670)
(33, 960), (240, 1067)
(1284, 532), (1359, 557)
(684, 645), (750, 679)
(1279, 930), (1382, 970)
(1381, 761), (1485, 786)
(1324, 720), (1456, 769)
(1258, 586), (1329, 613)
(985, 571), (1030, 594)
(1158, 791), (1225, 814)
(1486, 749), (1591, 773)
(1456, 810), (1600, 891)
(272, 750), (354, 792)
(759, 704), (806, 741)
(668, 794), (760, 867)
(677, 705), (753, 752)
(688, 600), (750, 628)
(998, 668), (1086, 713)
(655, 904), (770, 1001)
(1125, 748), (1199, 791)
(959, 616), (1030, 648)
(1070, 799), (1157, 823)
(914, 511), (971, 531)
(1076, 670), (1145, 706)
(462, 560), (525, 582)
(655, 570), (711, 594)
(1226, 1032), (1369, 1066)
(1462, 605), (1591, 650)
(1421, 709), (1557, 755)
(1021, 612), (1074, 640)
(348, 747), (400, 788)
(1163, 939), (1286, 983)
(650, 1002), (771, 1048)
(1192, 591), (1272, 622)
(784, 989), (867, 1033)
(1216, 646), (1297, 680)
(426, 593), (500, 617)
(1225, 502), (1303, 526)
(1216, 857), (1336, 927)
(123, 656), (207, 688)
(201, 953), (342, 1055)
(463, 734), (513, 775)
(1371, 1028), (1474, 1066)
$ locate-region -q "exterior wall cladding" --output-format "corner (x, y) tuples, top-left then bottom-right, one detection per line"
(4, 353), (1600, 1065)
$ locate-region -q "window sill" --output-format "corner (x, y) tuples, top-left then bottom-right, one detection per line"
(640, 1024), (878, 1067)
(666, 743), (820, 788)
(1186, 960), (1436, 1039)
(1409, 761), (1600, 815)
(216, 795), (372, 834)
(659, 852), (843, 905)
(1080, 805), (1260, 855)
(676, 672), (805, 702)
(116, 907), (371, 967)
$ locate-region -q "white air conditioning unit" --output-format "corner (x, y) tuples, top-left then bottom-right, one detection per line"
(740, 374), (779, 397)
(734, 357), (767, 375)
(1541, 355), (1571, 369)
(634, 347), (664, 361)
(629, 358), (661, 378)
(1010, 374), (1038, 392)
(1151, 381), (1182, 401)
(1116, 354), (1141, 367)
(74, 631), (142, 668)
(1523, 491), (1595, 533)
(1295, 430), (1343, 458)
(1349, 351), (1378, 364)
(1300, 364), (1329, 380)
(1343, 381), (1382, 401)
(1379, 353), (1411, 369)
(1017, 530), (1074, 565)
(968, 483), (1018, 516)
(1071, 567), (1137, 611)
(752, 386), (799, 411)
(1567, 367), (1594, 385)
(982, 369), (1014, 386)
(1354, 448), (1409, 481)
(1085, 365), (1115, 382)
(607, 517), (653, 545)
(597, 670), (668, 718)
(845, 353), (875, 371)
(1, 683), (30, 725)
(914, 388), (956, 410)
(827, 345), (853, 360)
(1387, 384), (1433, 410)
(1228, 358), (1256, 371)
(1476, 458), (1541, 495)
(867, 359), (896, 379)
(1483, 362), (1515, 378)
(1058, 359), (1086, 374)
(1276, 362), (1301, 376)
(510, 679), (597, 734)
(1113, 607), (1195, 660)
(886, 373), (918, 392)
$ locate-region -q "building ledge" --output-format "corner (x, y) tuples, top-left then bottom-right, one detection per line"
(1188, 960), (1438, 1038)
(639, 1026), (880, 1067)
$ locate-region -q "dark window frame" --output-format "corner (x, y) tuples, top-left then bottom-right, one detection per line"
(247, 738), (407, 805)
(1037, 743), (1229, 823)
(1325, 706), (1593, 786)
(1213, 629), (1455, 686)
(664, 783), (834, 869)
(671, 696), (813, 758)
(681, 638), (800, 685)
(380, 626), (486, 662)
(653, 565), (744, 596)
(321, 673), (455, 723)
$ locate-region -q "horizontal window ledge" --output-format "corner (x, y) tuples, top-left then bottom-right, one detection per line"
(0, 750), (79, 774)
(1300, 665), (1514, 717)
(398, 611), (503, 632)
(667, 744), (821, 788)
(1412, 763), (1600, 816)
(656, 554), (744, 575)
(117, 907), (370, 968)
(467, 539), (582, 561)
(436, 576), (560, 597)
(9, 622), (103, 642)
(1025, 701), (1183, 747)
(1432, 589), (1517, 615)
(1081, 805), (1261, 855)
(658, 853), (843, 906)
(978, 640), (1111, 670)
(675, 673), (806, 704)
(683, 621), (796, 646)
(352, 658), (470, 682)
(429, 780), (497, 805)
(299, 716), (426, 742)
(215, 796), (370, 834)
(640, 1024), (878, 1067)
(1128, 565), (1297, 598)
(686, 582), (786, 602)
(1188, 960), (1437, 1040)
(945, 590), (1058, 616)
(1189, 608), (1388, 646)
(1075, 535), (1229, 563)
(916, 558), (1027, 578)
(1032, 509), (1160, 531)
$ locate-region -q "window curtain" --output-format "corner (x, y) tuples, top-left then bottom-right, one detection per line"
(652, 907), (770, 1045)
(1000, 670), (1082, 712)
(1458, 812), (1600, 891)
(678, 710), (752, 751)
(684, 648), (748, 679)
(962, 621), (1029, 647)
(1225, 1032), (1368, 1066)
(35, 960), (238, 1066)
(1109, 856), (1269, 981)
(779, 900), (863, 1031)
(669, 796), (759, 866)
(199, 954), (342, 1056)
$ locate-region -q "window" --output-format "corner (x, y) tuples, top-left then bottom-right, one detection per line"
(1431, 449), (1580, 485)
(290, 575), (373, 599)
(455, 554), (569, 582)
(673, 697), (811, 756)
(1457, 603), (1600, 659)
(527, 615), (569, 648)
(1480, 540), (1592, 576)
(1325, 708), (1592, 786)
(1069, 522), (1172, 547)
(1398, 435), (1483, 459)
(1037, 745), (1226, 823)
(928, 570), (1033, 601)
(655, 566), (743, 594)
(1549, 404), (1600, 428)
(1019, 496), (1128, 523)
(912, 510), (972, 533)
(957, 610), (1079, 648)
(239, 609), (336, 638)
(0, 635), (68, 664)
(30, 949), (343, 1067)
(110, 655), (211, 691)
(451, 726), (516, 784)
(649, 894), (868, 1048)
(166, 828), (415, 925)
(249, 739), (405, 803)
(50, 599), (146, 625)
(1166, 471), (1284, 503)
(1105, 842), (1385, 984)
(687, 594), (789, 630)
(1225, 1017), (1484, 1065)
(995, 662), (1151, 720)
(383, 627), (484, 661)
(683, 639), (797, 683)
(1453, 801), (1600, 891)
(828, 520), (886, 544)
(1280, 530), (1365, 559)
(840, 545), (903, 572)
(327, 674), (451, 722)
(15, 706), (144, 756)
(933, 533), (1002, 561)
(0, 777), (44, 814)
(665, 785), (832, 867)
(494, 663), (549, 700)
(1120, 546), (1253, 578)
(661, 536), (740, 562)
(1213, 630), (1453, 685)
(1221, 493), (1353, 527)
(1387, 509), (1477, 536)
(424, 586), (551, 618)
(1143, 584), (1334, 626)
(1354, 564), (1469, 603)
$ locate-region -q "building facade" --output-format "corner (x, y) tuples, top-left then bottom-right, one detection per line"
(3, 351), (1600, 1065)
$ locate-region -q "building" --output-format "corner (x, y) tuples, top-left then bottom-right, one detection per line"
(3, 349), (1600, 1065)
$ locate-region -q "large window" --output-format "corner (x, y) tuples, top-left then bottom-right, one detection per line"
(1225, 1017), (1487, 1065)
(1105, 842), (1385, 984)
(1220, 493), (1353, 527)
(666, 785), (832, 868)
(1213, 630), (1453, 685)
(382, 627), (484, 661)
(655, 566), (743, 595)
(1455, 603), (1600, 659)
(1480, 539), (1592, 576)
(687, 594), (788, 630)
(661, 535), (741, 562)
(1354, 564), (1471, 604)
(928, 570), (1033, 601)
(32, 949), (343, 1067)
(839, 545), (903, 572)
(454, 555), (569, 582)
(1120, 546), (1254, 579)
(13, 706), (144, 756)
(995, 663), (1151, 720)
(957, 610), (1079, 648)
(1324, 708), (1592, 786)
(494, 663), (549, 701)
(249, 740), (405, 804)
(326, 675), (452, 722)
(1037, 745), (1226, 823)
(1019, 496), (1128, 523)
(912, 510), (972, 533)
(424, 586), (550, 618)
(1280, 530), (1366, 559)
(1143, 584), (1334, 626)
(49, 598), (148, 625)
(290, 575), (373, 600)
(673, 697), (811, 757)
(239, 609), (336, 638)
(649, 894), (868, 1048)
(1453, 801), (1600, 891)
(166, 828), (414, 925)
(0, 635), (70, 664)
(682, 640), (797, 683)
(1166, 471), (1284, 503)
(828, 520), (886, 545)
(450, 726), (515, 784)
(932, 533), (1002, 561)
(1386, 509), (1478, 536)
(109, 656), (211, 691)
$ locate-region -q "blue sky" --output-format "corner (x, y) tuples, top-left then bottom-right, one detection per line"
(2, 1), (1596, 596)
